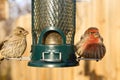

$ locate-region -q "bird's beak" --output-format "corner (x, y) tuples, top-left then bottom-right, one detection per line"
(24, 31), (29, 35)
(94, 33), (99, 38)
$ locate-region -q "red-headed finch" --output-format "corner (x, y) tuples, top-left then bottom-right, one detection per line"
(0, 27), (29, 62)
(75, 27), (106, 60)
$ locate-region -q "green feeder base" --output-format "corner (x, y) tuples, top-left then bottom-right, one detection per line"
(28, 61), (79, 67)
(28, 44), (79, 67)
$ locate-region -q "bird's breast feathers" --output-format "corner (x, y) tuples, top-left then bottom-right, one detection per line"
(0, 38), (27, 58)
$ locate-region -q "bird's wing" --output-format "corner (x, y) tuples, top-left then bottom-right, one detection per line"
(0, 40), (8, 50)
(0, 35), (13, 50)
(75, 35), (87, 50)
(100, 35), (103, 42)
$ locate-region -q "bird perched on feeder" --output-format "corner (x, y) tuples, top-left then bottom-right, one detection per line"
(75, 27), (106, 61)
(0, 27), (29, 62)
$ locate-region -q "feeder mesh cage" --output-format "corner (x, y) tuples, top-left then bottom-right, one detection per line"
(32, 0), (76, 45)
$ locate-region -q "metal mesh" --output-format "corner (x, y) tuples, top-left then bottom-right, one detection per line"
(32, 0), (76, 44)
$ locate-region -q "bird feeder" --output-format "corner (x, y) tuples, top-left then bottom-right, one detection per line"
(28, 0), (79, 67)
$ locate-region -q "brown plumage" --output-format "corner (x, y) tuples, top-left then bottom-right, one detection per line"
(0, 27), (29, 61)
(75, 27), (106, 60)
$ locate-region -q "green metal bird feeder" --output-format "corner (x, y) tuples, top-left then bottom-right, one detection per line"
(28, 0), (79, 67)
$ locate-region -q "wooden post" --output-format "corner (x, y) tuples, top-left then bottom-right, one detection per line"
(0, 0), (9, 21)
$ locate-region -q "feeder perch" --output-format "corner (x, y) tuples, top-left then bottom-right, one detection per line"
(28, 0), (79, 67)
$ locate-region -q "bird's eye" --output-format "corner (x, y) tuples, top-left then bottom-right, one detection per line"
(19, 30), (22, 33)
(90, 32), (95, 34)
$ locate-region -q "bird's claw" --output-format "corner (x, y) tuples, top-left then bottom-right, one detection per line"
(76, 56), (81, 62)
(19, 57), (22, 61)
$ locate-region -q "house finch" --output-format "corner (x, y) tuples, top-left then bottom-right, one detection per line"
(75, 27), (106, 60)
(0, 27), (29, 62)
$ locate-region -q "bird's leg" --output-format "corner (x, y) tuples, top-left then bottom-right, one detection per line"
(17, 56), (22, 61)
(5, 57), (10, 60)
(76, 56), (82, 62)
(96, 58), (101, 62)
(96, 60), (99, 62)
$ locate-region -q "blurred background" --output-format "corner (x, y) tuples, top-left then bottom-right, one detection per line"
(0, 0), (120, 80)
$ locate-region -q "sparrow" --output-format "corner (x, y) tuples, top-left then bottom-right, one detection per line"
(0, 27), (29, 62)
